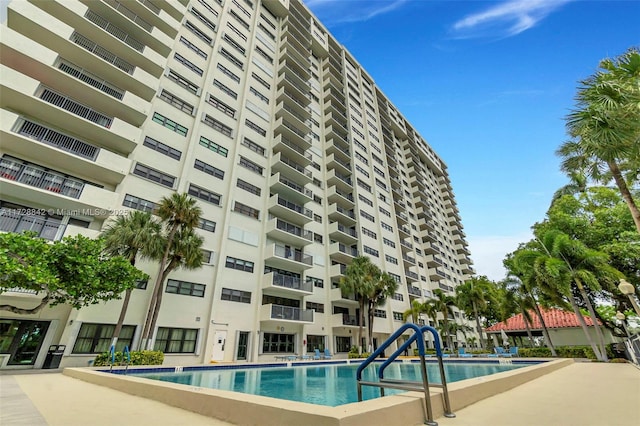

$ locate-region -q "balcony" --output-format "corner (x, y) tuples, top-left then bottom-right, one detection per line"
(270, 152), (312, 184)
(331, 313), (360, 328)
(426, 255), (443, 267)
(269, 172), (313, 205)
(330, 262), (348, 280)
(429, 268), (446, 281)
(326, 153), (351, 175)
(328, 222), (358, 245)
(327, 203), (356, 226)
(325, 138), (351, 161)
(0, 157), (117, 218)
(261, 272), (313, 296)
(272, 134), (312, 166)
(330, 286), (358, 305)
(326, 169), (353, 191)
(407, 285), (422, 298)
(260, 304), (314, 323)
(266, 217), (313, 246)
(455, 244), (471, 255)
(424, 242), (440, 254)
(267, 194), (313, 226)
(327, 186), (354, 208)
(329, 242), (358, 263)
(263, 0), (289, 18)
(402, 254), (416, 266)
(274, 116), (311, 149)
(405, 270), (419, 282)
(264, 243), (313, 272)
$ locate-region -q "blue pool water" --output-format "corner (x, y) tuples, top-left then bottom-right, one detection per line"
(129, 361), (535, 406)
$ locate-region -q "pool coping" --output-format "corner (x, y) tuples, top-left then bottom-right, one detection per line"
(63, 358), (573, 426)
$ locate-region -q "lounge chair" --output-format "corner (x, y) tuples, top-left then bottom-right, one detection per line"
(323, 349), (333, 359)
(298, 354), (311, 361)
(493, 347), (512, 357)
(313, 349), (322, 360)
(509, 346), (519, 357)
(458, 348), (473, 358)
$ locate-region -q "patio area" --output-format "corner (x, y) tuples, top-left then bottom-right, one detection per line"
(1, 361), (638, 426)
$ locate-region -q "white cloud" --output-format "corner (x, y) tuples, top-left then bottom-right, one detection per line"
(451, 0), (573, 39)
(304, 0), (408, 26)
(467, 232), (532, 282)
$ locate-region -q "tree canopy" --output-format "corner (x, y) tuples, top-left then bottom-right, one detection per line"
(0, 232), (145, 314)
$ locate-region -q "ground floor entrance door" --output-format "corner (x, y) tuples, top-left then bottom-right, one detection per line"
(236, 331), (249, 361)
(0, 319), (50, 366)
(211, 330), (227, 361)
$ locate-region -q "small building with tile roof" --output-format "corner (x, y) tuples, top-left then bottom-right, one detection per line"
(485, 307), (618, 348)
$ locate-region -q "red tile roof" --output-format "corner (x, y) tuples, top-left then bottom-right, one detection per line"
(485, 307), (600, 332)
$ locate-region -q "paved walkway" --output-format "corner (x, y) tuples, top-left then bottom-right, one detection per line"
(0, 362), (638, 426)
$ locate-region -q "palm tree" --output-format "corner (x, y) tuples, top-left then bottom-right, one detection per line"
(431, 289), (457, 349)
(101, 211), (162, 349)
(500, 278), (536, 347)
(140, 193), (202, 349)
(145, 228), (204, 350)
(339, 256), (377, 354)
(455, 276), (491, 349)
(559, 48), (640, 232)
(365, 272), (398, 352)
(403, 299), (425, 323)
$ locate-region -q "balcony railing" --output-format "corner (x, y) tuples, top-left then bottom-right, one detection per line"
(277, 135), (312, 160)
(333, 205), (355, 219)
(57, 59), (125, 100)
(85, 10), (145, 52)
(276, 195), (313, 219)
(275, 218), (312, 241)
(70, 32), (135, 74)
(341, 314), (360, 326)
(271, 273), (313, 292)
(1, 157), (86, 199)
(336, 243), (358, 257)
(272, 244), (312, 265)
(0, 208), (64, 241)
(103, 0), (153, 32)
(276, 174), (313, 198)
(38, 87), (113, 128)
(406, 271), (419, 280)
(279, 155), (312, 178)
(270, 305), (313, 322)
(336, 223), (357, 238)
(407, 286), (421, 296)
(15, 118), (99, 161)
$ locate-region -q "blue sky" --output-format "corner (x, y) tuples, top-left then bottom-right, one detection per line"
(304, 0), (640, 281)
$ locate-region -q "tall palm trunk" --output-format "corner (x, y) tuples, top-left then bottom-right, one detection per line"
(531, 303), (557, 357)
(357, 299), (366, 354)
(521, 308), (535, 347)
(140, 224), (179, 349)
(111, 254), (137, 349)
(568, 297), (605, 361)
(608, 160), (640, 233)
(367, 301), (375, 353)
(145, 258), (180, 350)
(472, 301), (485, 349)
(575, 278), (608, 361)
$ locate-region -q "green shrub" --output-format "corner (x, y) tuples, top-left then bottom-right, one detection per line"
(518, 345), (613, 360)
(519, 347), (552, 357)
(413, 348), (437, 356)
(609, 358), (628, 363)
(348, 352), (371, 359)
(94, 350), (164, 367)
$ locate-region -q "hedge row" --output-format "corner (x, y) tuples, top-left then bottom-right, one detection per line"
(93, 350), (164, 366)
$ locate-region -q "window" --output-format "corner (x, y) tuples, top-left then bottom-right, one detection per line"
(229, 9), (249, 29)
(306, 276), (324, 288)
(357, 179), (371, 192)
(225, 256), (254, 272)
(393, 312), (403, 321)
(174, 52), (204, 76)
(188, 184), (221, 205)
(306, 302), (324, 313)
(213, 79), (238, 99)
(216, 63), (240, 82)
(237, 179), (261, 195)
(363, 246), (379, 257)
(179, 36), (207, 59)
(254, 46), (273, 64)
(245, 119), (266, 136)
(233, 201), (259, 219)
(199, 136), (228, 157)
(239, 156), (263, 175)
(379, 207), (391, 217)
(184, 20), (213, 45)
(385, 255), (398, 264)
(362, 228), (377, 239)
(251, 72), (270, 89)
(123, 194), (156, 213)
(133, 163), (176, 188)
(358, 194), (373, 207)
(375, 179), (387, 191)
(306, 335), (325, 352)
(190, 7), (216, 32)
(73, 323), (134, 353)
(194, 159), (224, 179)
(241, 137), (265, 156)
(392, 292), (404, 301)
(314, 214), (322, 223)
(335, 336), (351, 353)
(206, 95), (236, 118)
(314, 233), (323, 243)
(221, 287), (251, 303)
(360, 210), (374, 222)
(223, 33), (246, 55)
(154, 327), (198, 353)
(381, 222), (393, 232)
(166, 279), (205, 297)
(197, 0), (218, 16)
(262, 333), (294, 353)
(249, 86), (269, 104)
(383, 237), (396, 248)
(203, 115), (233, 137)
(355, 164), (369, 178)
(143, 136), (181, 160)
(166, 69), (199, 95)
(197, 218), (216, 232)
(220, 47), (244, 69)
(159, 89), (194, 114)
(227, 22), (248, 40)
(374, 309), (387, 318)
(152, 112), (188, 136)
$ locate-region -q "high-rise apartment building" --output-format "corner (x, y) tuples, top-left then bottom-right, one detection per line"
(0, 0), (475, 369)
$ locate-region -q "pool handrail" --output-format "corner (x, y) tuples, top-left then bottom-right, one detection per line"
(124, 345), (131, 374)
(355, 323), (454, 426)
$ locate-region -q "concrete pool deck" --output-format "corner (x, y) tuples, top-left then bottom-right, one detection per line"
(1, 361), (638, 426)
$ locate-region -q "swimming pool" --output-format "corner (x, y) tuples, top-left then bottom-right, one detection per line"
(127, 360), (535, 406)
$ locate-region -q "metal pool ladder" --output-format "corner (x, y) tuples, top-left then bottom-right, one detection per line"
(108, 345), (131, 374)
(356, 323), (455, 426)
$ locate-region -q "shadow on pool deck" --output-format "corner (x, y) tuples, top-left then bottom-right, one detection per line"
(1, 361), (638, 426)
